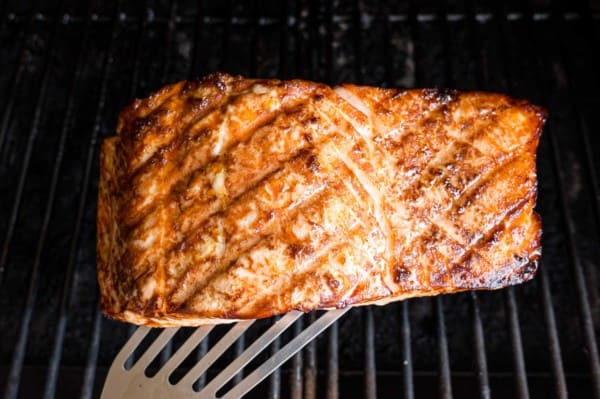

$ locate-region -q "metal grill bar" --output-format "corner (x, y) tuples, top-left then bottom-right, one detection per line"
(541, 58), (600, 399)
(505, 289), (530, 399)
(539, 268), (569, 398)
(542, 150), (590, 389)
(435, 298), (452, 399)
(471, 292), (491, 399)
(501, 6), (572, 399)
(0, 5), (32, 158)
(304, 313), (318, 399)
(269, 316), (282, 399)
(522, 4), (600, 396)
(364, 308), (377, 399)
(550, 11), (600, 397)
(401, 302), (415, 399)
(290, 318), (303, 399)
(81, 311), (103, 399)
(0, 61), (21, 158)
(327, 322), (339, 399)
(0, 3), (59, 285)
(2, 4), (70, 398)
(41, 10), (94, 399)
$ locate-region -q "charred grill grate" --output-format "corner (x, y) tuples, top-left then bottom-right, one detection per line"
(0, 0), (599, 398)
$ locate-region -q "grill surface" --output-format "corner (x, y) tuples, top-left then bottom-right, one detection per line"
(1, 0), (600, 398)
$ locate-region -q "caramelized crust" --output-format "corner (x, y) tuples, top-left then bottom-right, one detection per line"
(97, 73), (545, 326)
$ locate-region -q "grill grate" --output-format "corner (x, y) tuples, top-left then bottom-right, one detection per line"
(1, 1), (599, 398)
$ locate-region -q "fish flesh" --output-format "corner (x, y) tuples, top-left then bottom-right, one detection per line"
(97, 73), (545, 326)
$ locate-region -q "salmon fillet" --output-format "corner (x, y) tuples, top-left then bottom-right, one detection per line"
(97, 72), (545, 327)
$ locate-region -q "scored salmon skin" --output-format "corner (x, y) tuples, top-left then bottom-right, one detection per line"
(97, 72), (545, 327)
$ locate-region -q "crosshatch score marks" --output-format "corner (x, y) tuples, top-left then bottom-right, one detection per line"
(97, 72), (545, 326)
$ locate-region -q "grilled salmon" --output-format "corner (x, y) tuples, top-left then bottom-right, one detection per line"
(97, 72), (545, 326)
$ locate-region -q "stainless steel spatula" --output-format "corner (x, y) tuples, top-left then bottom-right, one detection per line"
(100, 308), (349, 398)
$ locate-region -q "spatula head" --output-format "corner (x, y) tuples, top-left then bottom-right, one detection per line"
(101, 309), (348, 399)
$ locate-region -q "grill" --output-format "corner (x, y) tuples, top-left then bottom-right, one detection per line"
(1, 0), (599, 398)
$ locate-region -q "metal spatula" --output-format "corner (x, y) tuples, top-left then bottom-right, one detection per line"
(100, 308), (349, 398)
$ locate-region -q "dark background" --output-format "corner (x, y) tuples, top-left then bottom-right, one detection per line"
(0, 0), (599, 398)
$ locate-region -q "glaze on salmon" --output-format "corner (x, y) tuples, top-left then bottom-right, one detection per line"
(97, 73), (545, 326)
